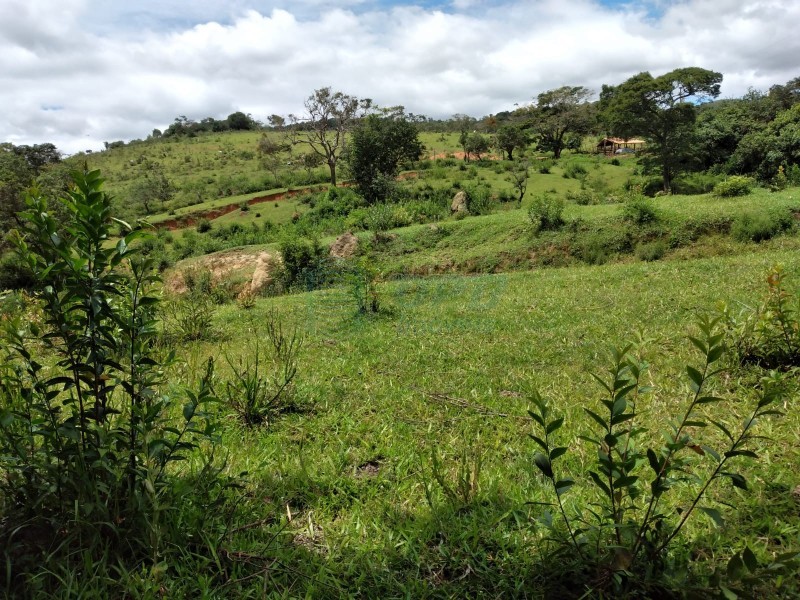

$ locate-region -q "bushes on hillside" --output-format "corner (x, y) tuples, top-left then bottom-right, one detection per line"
(528, 193), (565, 232)
(622, 195), (659, 225)
(714, 176), (754, 197)
(731, 209), (793, 242)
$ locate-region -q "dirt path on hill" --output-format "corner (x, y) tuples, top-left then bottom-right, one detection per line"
(157, 184), (332, 230)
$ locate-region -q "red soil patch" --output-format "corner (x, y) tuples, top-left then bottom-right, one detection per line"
(157, 184), (332, 230)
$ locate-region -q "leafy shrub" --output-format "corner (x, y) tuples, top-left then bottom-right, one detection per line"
(196, 218), (212, 232)
(278, 234), (331, 290)
(366, 203), (395, 238)
(731, 210), (793, 242)
(221, 311), (303, 426)
(562, 161), (587, 179)
(464, 184), (494, 215)
(163, 288), (217, 341)
(0, 252), (35, 290)
(672, 172), (722, 195)
(528, 193), (565, 232)
(529, 318), (788, 595)
(788, 164), (800, 186)
(622, 195), (659, 225)
(713, 176), (754, 197)
(610, 158), (621, 166)
(347, 259), (381, 315)
(0, 171), (223, 594)
(538, 160), (553, 174)
(635, 239), (667, 262)
(566, 189), (598, 206)
(720, 266), (800, 368)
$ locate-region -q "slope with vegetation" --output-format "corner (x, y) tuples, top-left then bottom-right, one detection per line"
(2, 70), (800, 598)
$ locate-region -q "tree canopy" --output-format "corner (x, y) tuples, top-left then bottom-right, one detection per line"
(528, 86), (594, 159)
(347, 110), (423, 204)
(600, 67), (722, 192)
(288, 87), (372, 186)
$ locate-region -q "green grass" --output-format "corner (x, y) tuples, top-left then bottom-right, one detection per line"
(157, 246), (800, 597)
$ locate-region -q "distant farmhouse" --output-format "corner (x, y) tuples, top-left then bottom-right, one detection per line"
(597, 137), (645, 155)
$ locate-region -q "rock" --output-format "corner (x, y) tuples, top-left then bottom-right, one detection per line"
(330, 231), (359, 259)
(249, 252), (278, 294)
(451, 190), (468, 213)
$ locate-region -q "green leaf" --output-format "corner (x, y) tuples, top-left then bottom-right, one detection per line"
(710, 419), (734, 442)
(183, 403), (196, 422)
(590, 372), (612, 394)
(533, 452), (553, 478)
(697, 396), (725, 405)
(688, 336), (707, 355)
(546, 417), (564, 435)
(724, 450), (757, 459)
(721, 472), (748, 490)
(529, 434), (548, 452)
(699, 506), (725, 528)
(707, 345), (724, 363)
(686, 365), (704, 389)
(588, 471), (611, 497)
(549, 446), (568, 461)
(613, 475), (639, 489)
(528, 410), (545, 428)
(742, 546), (758, 572)
(584, 408), (608, 431)
(647, 448), (661, 474)
(555, 478), (574, 496)
(727, 553), (745, 580)
(719, 585), (738, 600)
(701, 445), (721, 462)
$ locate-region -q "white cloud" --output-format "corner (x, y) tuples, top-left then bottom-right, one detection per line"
(1, 0), (798, 153)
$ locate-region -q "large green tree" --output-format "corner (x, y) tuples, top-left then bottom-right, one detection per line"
(347, 110), (423, 204)
(528, 86), (594, 159)
(600, 67), (722, 192)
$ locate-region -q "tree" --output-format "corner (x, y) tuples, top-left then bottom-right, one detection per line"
(268, 114), (286, 130)
(0, 146), (34, 246)
(600, 67), (722, 192)
(257, 135), (290, 185)
(451, 113), (477, 160)
(12, 143), (61, 173)
(129, 164), (174, 215)
(347, 111), (423, 204)
(528, 86), (594, 159)
(507, 160), (530, 204)
(495, 124), (529, 160)
(464, 133), (490, 161)
(288, 87), (372, 186)
(227, 111), (255, 131)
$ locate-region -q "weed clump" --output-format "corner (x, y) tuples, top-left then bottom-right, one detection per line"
(622, 195), (659, 225)
(731, 210), (793, 242)
(528, 193), (565, 232)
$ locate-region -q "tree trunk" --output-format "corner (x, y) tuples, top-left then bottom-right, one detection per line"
(328, 160), (337, 186)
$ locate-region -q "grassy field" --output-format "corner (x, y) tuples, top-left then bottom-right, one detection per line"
(161, 244), (800, 597)
(8, 127), (800, 597)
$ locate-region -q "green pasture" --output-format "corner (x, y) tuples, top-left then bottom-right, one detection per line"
(166, 246), (800, 597)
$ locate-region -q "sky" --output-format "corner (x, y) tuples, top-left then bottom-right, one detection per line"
(1, 0), (798, 154)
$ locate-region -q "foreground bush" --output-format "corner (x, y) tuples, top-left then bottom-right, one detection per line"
(529, 317), (795, 597)
(0, 171), (226, 595)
